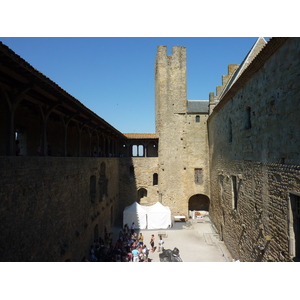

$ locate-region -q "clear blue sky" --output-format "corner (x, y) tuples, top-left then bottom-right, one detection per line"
(0, 37), (270, 133)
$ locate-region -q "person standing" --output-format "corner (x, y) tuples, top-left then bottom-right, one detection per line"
(157, 235), (164, 252)
(124, 223), (129, 235)
(150, 234), (155, 252)
(131, 246), (139, 262)
(142, 245), (149, 260)
(131, 222), (135, 234)
(138, 233), (144, 246)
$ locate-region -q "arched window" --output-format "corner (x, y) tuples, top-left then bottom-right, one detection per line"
(195, 115), (200, 123)
(153, 173), (158, 185)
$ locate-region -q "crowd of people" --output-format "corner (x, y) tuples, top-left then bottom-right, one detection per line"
(85, 223), (164, 262)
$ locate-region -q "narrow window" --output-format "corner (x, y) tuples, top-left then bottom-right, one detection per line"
(195, 168), (203, 185)
(229, 118), (233, 143)
(138, 145), (144, 156)
(132, 145), (144, 157)
(195, 115), (200, 123)
(245, 106), (252, 129)
(232, 175), (238, 210)
(132, 145), (137, 156)
(153, 173), (158, 185)
(289, 193), (300, 261)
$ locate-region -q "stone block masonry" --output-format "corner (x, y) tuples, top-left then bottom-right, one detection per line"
(0, 156), (120, 262)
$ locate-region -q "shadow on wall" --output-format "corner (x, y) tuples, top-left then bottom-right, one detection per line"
(118, 157), (139, 226)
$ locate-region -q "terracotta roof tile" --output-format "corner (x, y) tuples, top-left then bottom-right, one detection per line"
(123, 133), (158, 139)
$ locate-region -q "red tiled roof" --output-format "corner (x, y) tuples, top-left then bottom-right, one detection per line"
(123, 133), (158, 139)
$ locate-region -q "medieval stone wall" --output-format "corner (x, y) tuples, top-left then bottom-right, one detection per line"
(0, 156), (120, 262)
(208, 38), (300, 261)
(118, 157), (159, 210)
(186, 113), (210, 199)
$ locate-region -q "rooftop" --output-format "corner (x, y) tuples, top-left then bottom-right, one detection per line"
(187, 100), (209, 113)
(123, 133), (158, 139)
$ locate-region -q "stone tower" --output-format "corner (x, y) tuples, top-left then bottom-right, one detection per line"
(155, 46), (187, 215)
(155, 46), (210, 217)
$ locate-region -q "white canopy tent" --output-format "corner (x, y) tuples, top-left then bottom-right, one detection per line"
(123, 202), (147, 229)
(143, 202), (172, 229)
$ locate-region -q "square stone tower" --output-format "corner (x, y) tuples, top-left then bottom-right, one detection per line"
(155, 46), (187, 214)
(155, 45), (210, 217)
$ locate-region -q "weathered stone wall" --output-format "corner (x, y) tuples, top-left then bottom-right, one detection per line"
(118, 157), (159, 211)
(155, 46), (210, 217)
(0, 156), (120, 261)
(210, 159), (300, 262)
(155, 46), (188, 216)
(208, 38), (300, 261)
(186, 113), (210, 198)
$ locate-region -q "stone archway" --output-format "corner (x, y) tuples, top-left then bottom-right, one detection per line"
(137, 188), (147, 203)
(188, 194), (210, 212)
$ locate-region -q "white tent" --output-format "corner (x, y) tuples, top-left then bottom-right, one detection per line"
(123, 202), (147, 229)
(144, 202), (172, 229)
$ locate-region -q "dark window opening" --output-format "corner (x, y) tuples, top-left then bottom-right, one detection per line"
(232, 175), (238, 210)
(153, 173), (158, 185)
(229, 118), (233, 143)
(195, 115), (200, 123)
(138, 188), (147, 202)
(245, 106), (252, 129)
(290, 193), (300, 261)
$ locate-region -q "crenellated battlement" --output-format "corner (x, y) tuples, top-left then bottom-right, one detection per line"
(155, 45), (187, 133)
(209, 64), (240, 114)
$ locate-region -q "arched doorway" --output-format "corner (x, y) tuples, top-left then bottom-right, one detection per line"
(188, 194), (210, 212)
(137, 188), (147, 203)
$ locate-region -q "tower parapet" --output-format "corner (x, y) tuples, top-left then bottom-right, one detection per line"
(155, 46), (186, 134)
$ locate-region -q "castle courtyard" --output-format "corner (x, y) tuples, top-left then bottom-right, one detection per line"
(112, 215), (233, 262)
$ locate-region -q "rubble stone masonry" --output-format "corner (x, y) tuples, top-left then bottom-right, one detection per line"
(208, 38), (300, 261)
